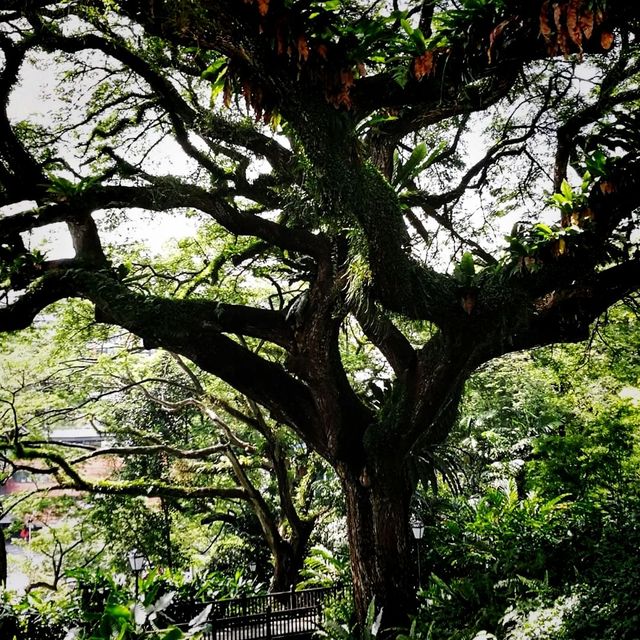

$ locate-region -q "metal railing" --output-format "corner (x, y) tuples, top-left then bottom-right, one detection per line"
(203, 585), (346, 640)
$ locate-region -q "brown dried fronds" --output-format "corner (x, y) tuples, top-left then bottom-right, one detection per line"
(539, 0), (609, 58)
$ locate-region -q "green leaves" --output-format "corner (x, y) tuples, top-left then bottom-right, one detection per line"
(547, 179), (584, 218)
(454, 252), (476, 283)
(104, 603), (132, 621)
(0, 247), (45, 289)
(364, 598), (383, 640)
(394, 143), (427, 189)
(356, 111), (399, 135)
(417, 312), (640, 637)
(400, 18), (428, 53)
(501, 220), (580, 276)
(431, 0), (507, 43)
(548, 150), (610, 221)
(46, 174), (100, 201)
(393, 141), (446, 191)
(298, 545), (350, 589)
(201, 58), (229, 104)
(584, 148), (608, 178)
(159, 628), (185, 640)
(201, 58), (228, 83)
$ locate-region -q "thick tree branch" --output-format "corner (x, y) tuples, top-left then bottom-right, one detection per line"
(0, 178), (328, 262)
(0, 34), (48, 201)
(1, 267), (331, 454)
(354, 306), (415, 377)
(224, 444), (282, 550)
(67, 442), (228, 465)
(12, 446), (248, 501)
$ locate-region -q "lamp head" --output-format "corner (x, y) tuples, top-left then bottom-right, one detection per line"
(128, 548), (146, 573)
(411, 518), (425, 540)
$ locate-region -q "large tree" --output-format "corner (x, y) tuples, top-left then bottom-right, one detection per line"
(1, 0), (640, 628)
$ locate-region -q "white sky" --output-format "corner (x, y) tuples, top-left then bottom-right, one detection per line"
(5, 60), (199, 260)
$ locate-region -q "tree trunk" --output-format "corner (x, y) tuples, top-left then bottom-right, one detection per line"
(270, 521), (314, 592)
(161, 498), (173, 571)
(0, 525), (6, 587)
(340, 464), (416, 633)
(271, 540), (299, 592)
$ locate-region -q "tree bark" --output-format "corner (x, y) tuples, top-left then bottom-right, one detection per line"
(339, 462), (416, 633)
(0, 525), (6, 587)
(270, 526), (313, 592)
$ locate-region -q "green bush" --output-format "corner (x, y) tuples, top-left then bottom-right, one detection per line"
(0, 591), (70, 640)
(0, 565), (265, 639)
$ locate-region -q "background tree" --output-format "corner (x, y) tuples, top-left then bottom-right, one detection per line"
(107, 353), (331, 590)
(2, 0), (640, 628)
(0, 308), (334, 591)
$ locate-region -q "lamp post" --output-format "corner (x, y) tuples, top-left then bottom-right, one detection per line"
(26, 515), (34, 544)
(411, 518), (425, 589)
(248, 561), (256, 573)
(128, 548), (146, 600)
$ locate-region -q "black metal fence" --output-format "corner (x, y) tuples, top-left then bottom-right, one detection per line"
(202, 585), (346, 640)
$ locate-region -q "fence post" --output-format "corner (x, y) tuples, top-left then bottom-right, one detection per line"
(242, 593), (247, 616)
(289, 584), (295, 609)
(266, 605), (272, 640)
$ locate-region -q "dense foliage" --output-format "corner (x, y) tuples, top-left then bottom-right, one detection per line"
(409, 305), (640, 639)
(0, 564), (267, 639)
(1, 305), (639, 638)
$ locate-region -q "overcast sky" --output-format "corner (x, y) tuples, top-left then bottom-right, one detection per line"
(5, 58), (199, 261)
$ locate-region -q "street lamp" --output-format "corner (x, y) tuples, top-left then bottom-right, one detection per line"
(128, 548), (146, 599)
(411, 518), (425, 589)
(26, 515), (34, 544)
(248, 561), (257, 573)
